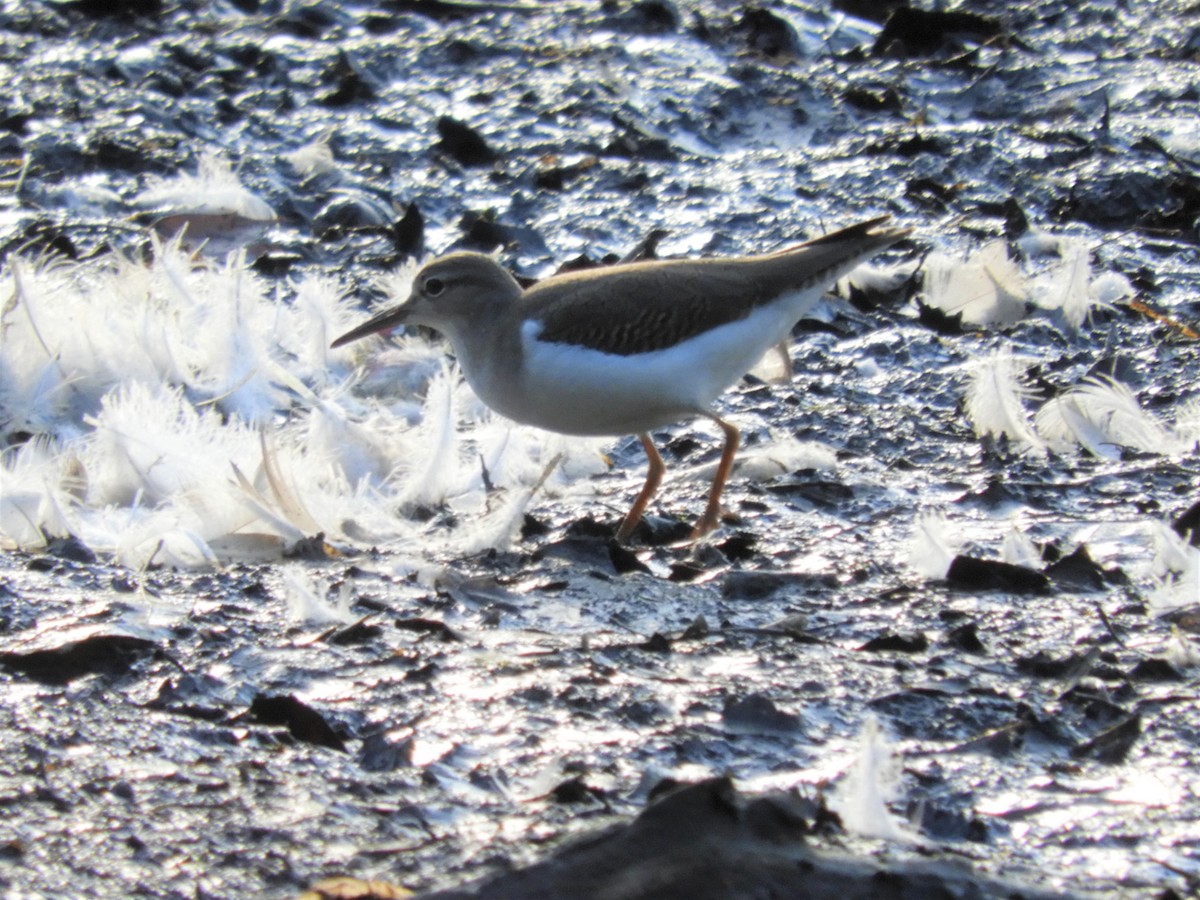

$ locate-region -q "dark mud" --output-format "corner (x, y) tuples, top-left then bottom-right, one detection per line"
(2, 1), (1199, 898)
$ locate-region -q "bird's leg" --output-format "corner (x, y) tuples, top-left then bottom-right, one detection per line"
(691, 414), (740, 539)
(615, 432), (664, 542)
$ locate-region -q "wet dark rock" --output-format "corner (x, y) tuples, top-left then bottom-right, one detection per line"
(716, 531), (758, 561)
(627, 513), (693, 546)
(764, 478), (853, 506)
(951, 718), (1028, 757)
(1015, 649), (1099, 681)
(604, 0), (680, 33)
(319, 52), (376, 106)
(859, 631), (929, 654)
(844, 85), (904, 115)
(874, 7), (1005, 57)
(435, 116), (497, 167)
(736, 7), (803, 59)
(721, 569), (838, 599)
(417, 777), (1067, 900)
(247, 693), (347, 753)
(327, 620), (384, 646)
(533, 155), (600, 192)
(252, 250), (302, 275)
(384, 0), (503, 21)
(1172, 497), (1200, 546)
(394, 617), (463, 642)
(45, 534), (96, 564)
(910, 799), (989, 843)
(387, 201), (425, 260)
(9, 219), (79, 261)
(1044, 544), (1121, 590)
(0, 633), (158, 684)
(147, 675), (229, 722)
(458, 210), (547, 254)
(534, 534), (617, 572)
(608, 540), (652, 576)
(642, 632), (672, 652)
(1070, 713), (1141, 764)
(831, 0), (904, 27)
(917, 297), (966, 335)
(603, 115), (677, 161)
(549, 776), (609, 805)
(60, 0), (165, 18)
(283, 533), (337, 560)
(944, 621), (987, 654)
(723, 693), (802, 734)
(359, 730), (413, 772)
(667, 560), (713, 583)
(679, 615), (710, 641)
(946, 555), (1050, 594)
(1128, 658), (1184, 682)
(1053, 168), (1200, 233)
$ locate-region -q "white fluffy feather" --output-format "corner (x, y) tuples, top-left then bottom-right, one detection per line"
(921, 242), (1027, 328)
(908, 510), (957, 579)
(834, 715), (914, 842)
(964, 349), (1043, 451)
(135, 152), (275, 220)
(1035, 377), (1178, 458)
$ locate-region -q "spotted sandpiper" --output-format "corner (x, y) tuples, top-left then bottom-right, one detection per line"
(332, 216), (910, 542)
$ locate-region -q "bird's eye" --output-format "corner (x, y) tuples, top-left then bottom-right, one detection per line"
(423, 277), (445, 297)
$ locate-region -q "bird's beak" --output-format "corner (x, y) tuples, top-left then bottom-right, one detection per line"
(330, 305), (410, 349)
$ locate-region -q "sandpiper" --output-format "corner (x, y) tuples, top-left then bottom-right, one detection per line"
(332, 216), (910, 541)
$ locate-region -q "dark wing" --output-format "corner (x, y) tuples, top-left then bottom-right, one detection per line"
(529, 261), (771, 356)
(527, 217), (910, 357)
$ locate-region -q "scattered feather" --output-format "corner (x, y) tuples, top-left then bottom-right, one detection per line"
(1148, 545), (1200, 617)
(1016, 227), (1065, 259)
(1035, 377), (1178, 458)
(964, 349), (1043, 451)
(135, 152), (275, 221)
(834, 714), (914, 842)
(1164, 627), (1200, 668)
(1029, 238), (1111, 331)
(921, 242), (1027, 328)
(1149, 520), (1194, 581)
(1089, 271), (1134, 308)
(735, 436), (837, 481)
(836, 259), (919, 298)
(285, 139), (337, 177)
(1001, 521), (1041, 569)
(393, 364), (461, 509)
(281, 567), (355, 625)
(908, 510), (957, 579)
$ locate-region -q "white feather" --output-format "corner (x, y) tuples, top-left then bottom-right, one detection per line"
(964, 349), (1043, 451)
(281, 566), (355, 625)
(834, 714), (914, 842)
(1148, 545), (1200, 617)
(1001, 521), (1041, 568)
(284, 139), (337, 177)
(136, 152), (275, 220)
(921, 242), (1027, 328)
(908, 510), (957, 579)
(1029, 238), (1110, 331)
(1035, 377), (1177, 457)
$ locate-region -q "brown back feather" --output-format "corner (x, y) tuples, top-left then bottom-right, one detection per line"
(529, 218), (907, 356)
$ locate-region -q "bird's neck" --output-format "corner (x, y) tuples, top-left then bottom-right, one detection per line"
(440, 311), (525, 409)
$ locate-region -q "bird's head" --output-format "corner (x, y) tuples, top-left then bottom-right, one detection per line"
(330, 252), (522, 348)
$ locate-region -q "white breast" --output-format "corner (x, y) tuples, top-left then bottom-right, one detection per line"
(475, 289), (818, 437)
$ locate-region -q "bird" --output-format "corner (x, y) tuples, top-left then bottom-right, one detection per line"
(331, 216), (910, 542)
